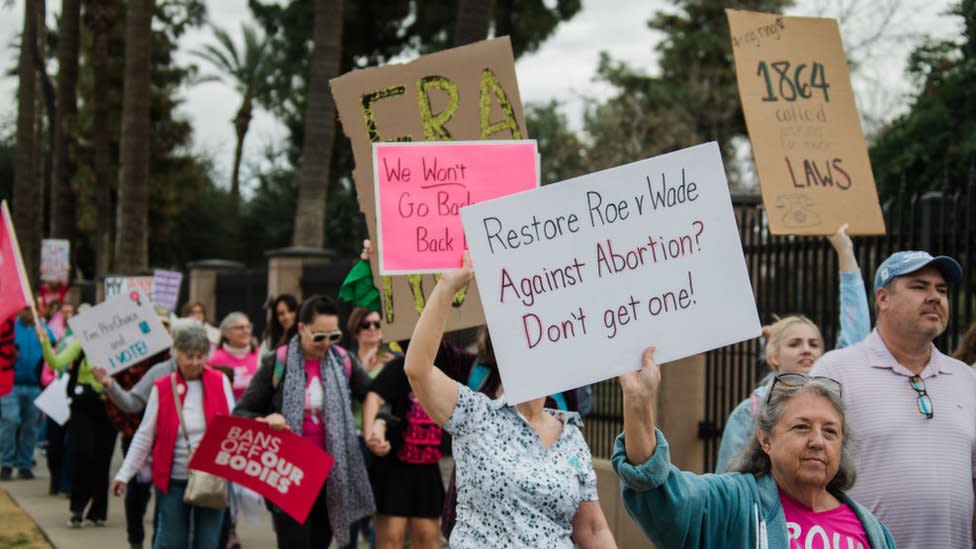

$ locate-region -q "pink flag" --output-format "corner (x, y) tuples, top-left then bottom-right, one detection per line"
(0, 201), (31, 323)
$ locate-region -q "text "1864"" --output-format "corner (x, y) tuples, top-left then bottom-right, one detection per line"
(757, 61), (830, 103)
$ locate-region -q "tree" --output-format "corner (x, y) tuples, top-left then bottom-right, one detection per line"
(13, 0), (40, 286)
(113, 0), (154, 274)
(191, 23), (270, 213)
(454, 0), (496, 47)
(291, 0), (344, 248)
(51, 0), (82, 246)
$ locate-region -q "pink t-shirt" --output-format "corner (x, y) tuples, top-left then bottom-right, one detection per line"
(206, 347), (260, 400)
(302, 359), (326, 449)
(780, 489), (869, 549)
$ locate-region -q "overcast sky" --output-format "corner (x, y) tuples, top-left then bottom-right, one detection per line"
(0, 0), (962, 189)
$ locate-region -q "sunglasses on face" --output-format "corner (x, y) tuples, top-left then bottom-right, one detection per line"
(359, 320), (382, 330)
(305, 327), (342, 344)
(767, 372), (843, 402)
(909, 375), (934, 419)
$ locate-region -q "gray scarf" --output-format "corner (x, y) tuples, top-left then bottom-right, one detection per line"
(281, 336), (374, 545)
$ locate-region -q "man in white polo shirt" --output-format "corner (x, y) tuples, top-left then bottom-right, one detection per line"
(811, 250), (974, 549)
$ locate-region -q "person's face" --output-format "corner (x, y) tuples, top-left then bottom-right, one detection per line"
(61, 304), (75, 318)
(18, 308), (33, 325)
(276, 302), (296, 331)
(176, 349), (208, 380)
(878, 266), (948, 340)
(356, 311), (382, 346)
(226, 316), (252, 348)
(299, 314), (340, 360)
(759, 391), (843, 494)
(769, 323), (822, 374)
(189, 306), (206, 323)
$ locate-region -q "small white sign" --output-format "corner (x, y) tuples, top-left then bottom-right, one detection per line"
(34, 375), (71, 426)
(460, 142), (761, 404)
(68, 290), (173, 375)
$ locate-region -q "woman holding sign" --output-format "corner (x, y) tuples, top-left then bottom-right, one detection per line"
(404, 253), (616, 548)
(110, 326), (235, 549)
(615, 348), (894, 548)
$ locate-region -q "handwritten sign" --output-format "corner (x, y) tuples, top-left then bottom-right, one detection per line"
(373, 141), (539, 274)
(189, 416), (333, 524)
(152, 270), (183, 313)
(105, 276), (154, 303)
(67, 290), (173, 375)
(460, 142), (761, 404)
(331, 37), (528, 340)
(727, 9), (885, 235)
(40, 239), (70, 284)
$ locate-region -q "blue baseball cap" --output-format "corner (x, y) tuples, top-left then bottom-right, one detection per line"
(873, 250), (963, 293)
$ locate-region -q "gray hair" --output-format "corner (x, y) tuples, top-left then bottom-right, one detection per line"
(219, 312), (249, 336)
(729, 377), (857, 492)
(172, 325), (211, 357)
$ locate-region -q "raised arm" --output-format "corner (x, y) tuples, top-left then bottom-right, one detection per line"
(403, 253), (473, 427)
(619, 347), (661, 465)
(826, 224), (870, 349)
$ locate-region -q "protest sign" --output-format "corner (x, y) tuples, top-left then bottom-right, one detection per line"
(460, 142), (761, 404)
(189, 415), (333, 524)
(105, 276), (154, 303)
(331, 36), (527, 340)
(67, 290), (173, 375)
(41, 239), (70, 284)
(0, 201), (32, 322)
(726, 9), (885, 236)
(152, 270), (183, 313)
(373, 140), (539, 274)
(34, 375), (71, 426)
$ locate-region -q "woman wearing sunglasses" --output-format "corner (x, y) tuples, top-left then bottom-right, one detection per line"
(615, 351), (894, 548)
(234, 295), (375, 549)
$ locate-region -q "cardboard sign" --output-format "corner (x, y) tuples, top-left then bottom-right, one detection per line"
(460, 142), (761, 404)
(188, 415), (333, 524)
(331, 37), (528, 340)
(373, 140), (539, 274)
(40, 239), (70, 284)
(152, 270), (183, 313)
(34, 375), (71, 426)
(67, 290), (173, 375)
(727, 9), (885, 236)
(105, 276), (154, 303)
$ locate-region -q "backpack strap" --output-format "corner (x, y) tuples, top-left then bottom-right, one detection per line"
(271, 345), (288, 390)
(332, 345), (352, 379)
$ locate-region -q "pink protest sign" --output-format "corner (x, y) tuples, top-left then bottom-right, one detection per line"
(373, 140), (539, 274)
(189, 415), (333, 524)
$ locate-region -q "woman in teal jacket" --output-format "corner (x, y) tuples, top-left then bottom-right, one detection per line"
(613, 348), (895, 549)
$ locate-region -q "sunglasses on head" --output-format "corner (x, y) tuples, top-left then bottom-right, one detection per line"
(305, 327), (342, 344)
(359, 320), (382, 330)
(767, 372), (843, 402)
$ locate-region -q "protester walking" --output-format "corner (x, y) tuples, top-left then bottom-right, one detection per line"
(234, 294), (375, 549)
(403, 253), (615, 548)
(811, 250), (976, 548)
(208, 312), (260, 400)
(0, 308), (54, 481)
(111, 326), (234, 549)
(261, 294), (299, 354)
(614, 348), (894, 548)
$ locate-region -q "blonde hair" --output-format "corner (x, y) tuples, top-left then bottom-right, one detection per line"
(765, 315), (822, 370)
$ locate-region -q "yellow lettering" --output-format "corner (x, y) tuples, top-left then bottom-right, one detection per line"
(407, 275), (426, 314)
(382, 276), (395, 323)
(361, 85), (411, 143)
(417, 76), (459, 141)
(479, 68), (522, 139)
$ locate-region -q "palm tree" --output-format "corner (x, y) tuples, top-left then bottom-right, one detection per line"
(292, 0), (343, 249)
(191, 23), (270, 213)
(51, 0), (82, 245)
(114, 0), (154, 274)
(13, 0), (39, 286)
(454, 0), (496, 47)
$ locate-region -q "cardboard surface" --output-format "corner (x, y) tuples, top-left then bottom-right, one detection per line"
(727, 9), (885, 235)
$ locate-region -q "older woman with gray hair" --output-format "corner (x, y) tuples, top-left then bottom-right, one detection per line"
(110, 326), (235, 549)
(613, 348), (895, 549)
(208, 311), (260, 400)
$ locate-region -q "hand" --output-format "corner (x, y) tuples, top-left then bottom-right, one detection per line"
(360, 239), (374, 261)
(257, 413), (290, 431)
(34, 324), (47, 342)
(826, 223), (852, 254)
(111, 479), (126, 497)
(91, 367), (113, 389)
(619, 347), (661, 402)
(439, 251), (474, 292)
(366, 421), (391, 456)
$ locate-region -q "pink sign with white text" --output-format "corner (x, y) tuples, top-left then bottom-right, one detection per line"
(373, 140), (538, 274)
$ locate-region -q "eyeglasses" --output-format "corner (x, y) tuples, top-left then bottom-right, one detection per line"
(359, 320), (382, 330)
(767, 372), (843, 402)
(909, 375), (934, 419)
(304, 326), (342, 344)
(231, 324), (252, 331)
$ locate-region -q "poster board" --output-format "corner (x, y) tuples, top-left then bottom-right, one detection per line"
(189, 416), (333, 524)
(460, 142), (761, 404)
(331, 36), (528, 340)
(152, 270), (183, 313)
(726, 9), (885, 235)
(373, 140), (539, 274)
(40, 239), (70, 284)
(34, 375), (71, 426)
(67, 290), (173, 374)
(105, 276), (155, 303)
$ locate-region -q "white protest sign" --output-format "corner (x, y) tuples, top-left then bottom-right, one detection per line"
(34, 375), (71, 426)
(460, 142), (761, 404)
(67, 290), (173, 374)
